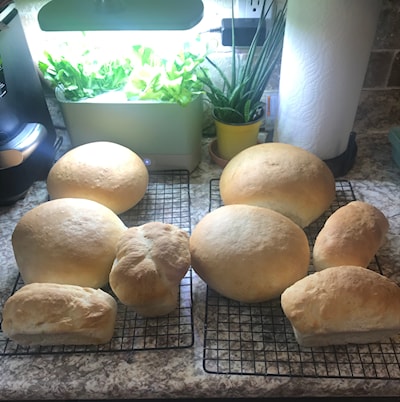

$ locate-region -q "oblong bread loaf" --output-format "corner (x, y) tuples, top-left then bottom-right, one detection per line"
(219, 143), (336, 228)
(312, 201), (389, 271)
(190, 204), (310, 303)
(12, 198), (127, 288)
(109, 222), (191, 317)
(281, 265), (400, 347)
(47, 141), (149, 214)
(1, 283), (117, 346)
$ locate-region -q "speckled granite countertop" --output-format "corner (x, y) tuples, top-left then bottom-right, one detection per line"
(0, 97), (400, 400)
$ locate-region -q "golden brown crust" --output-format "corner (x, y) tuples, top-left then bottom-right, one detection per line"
(189, 204), (310, 303)
(281, 265), (400, 347)
(109, 222), (191, 317)
(219, 143), (336, 228)
(47, 141), (149, 214)
(312, 201), (389, 270)
(12, 198), (127, 288)
(1, 283), (117, 346)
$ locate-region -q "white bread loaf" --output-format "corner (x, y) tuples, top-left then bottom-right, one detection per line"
(313, 201), (389, 271)
(47, 141), (149, 214)
(189, 204), (310, 303)
(219, 143), (336, 228)
(1, 283), (117, 346)
(281, 265), (400, 347)
(12, 198), (127, 288)
(109, 222), (191, 317)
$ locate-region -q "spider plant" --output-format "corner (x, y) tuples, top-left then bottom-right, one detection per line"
(200, 0), (287, 124)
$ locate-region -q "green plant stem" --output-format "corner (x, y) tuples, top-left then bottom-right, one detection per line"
(200, 0), (287, 124)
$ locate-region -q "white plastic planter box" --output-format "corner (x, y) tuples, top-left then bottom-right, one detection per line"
(57, 91), (203, 172)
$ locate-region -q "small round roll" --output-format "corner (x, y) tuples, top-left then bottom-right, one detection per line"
(47, 141), (149, 214)
(109, 222), (191, 317)
(219, 142), (336, 228)
(312, 200), (389, 270)
(189, 204), (310, 303)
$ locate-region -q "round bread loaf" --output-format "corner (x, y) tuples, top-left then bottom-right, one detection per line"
(189, 204), (310, 303)
(47, 141), (149, 214)
(219, 143), (336, 228)
(12, 198), (127, 288)
(109, 222), (191, 317)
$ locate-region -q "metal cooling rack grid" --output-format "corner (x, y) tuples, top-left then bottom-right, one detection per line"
(203, 179), (400, 379)
(121, 170), (191, 231)
(0, 170), (194, 356)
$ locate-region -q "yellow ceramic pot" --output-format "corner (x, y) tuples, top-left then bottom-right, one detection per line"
(215, 117), (263, 161)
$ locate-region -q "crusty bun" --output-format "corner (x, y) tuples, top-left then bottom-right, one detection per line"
(219, 143), (336, 228)
(109, 222), (191, 317)
(47, 141), (149, 214)
(12, 198), (127, 288)
(313, 201), (389, 271)
(281, 265), (400, 347)
(1, 283), (117, 346)
(189, 204), (310, 303)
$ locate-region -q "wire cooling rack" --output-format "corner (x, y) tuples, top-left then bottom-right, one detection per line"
(203, 179), (400, 379)
(0, 170), (193, 356)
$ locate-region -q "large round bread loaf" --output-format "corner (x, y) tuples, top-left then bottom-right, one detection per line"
(109, 222), (191, 317)
(1, 283), (117, 346)
(219, 143), (336, 228)
(189, 204), (310, 303)
(281, 265), (400, 347)
(312, 201), (389, 270)
(47, 141), (149, 214)
(12, 198), (127, 288)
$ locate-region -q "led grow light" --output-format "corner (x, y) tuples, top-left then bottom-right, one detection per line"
(38, 0), (204, 31)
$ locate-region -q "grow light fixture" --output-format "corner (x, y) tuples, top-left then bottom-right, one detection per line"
(38, 0), (204, 31)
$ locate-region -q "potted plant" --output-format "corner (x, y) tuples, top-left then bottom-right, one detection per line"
(38, 41), (206, 172)
(200, 0), (287, 161)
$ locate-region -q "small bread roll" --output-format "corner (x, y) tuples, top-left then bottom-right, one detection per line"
(109, 222), (191, 317)
(47, 141), (149, 214)
(281, 266), (400, 347)
(1, 283), (117, 346)
(12, 198), (127, 288)
(313, 201), (389, 271)
(219, 143), (336, 228)
(190, 204), (310, 303)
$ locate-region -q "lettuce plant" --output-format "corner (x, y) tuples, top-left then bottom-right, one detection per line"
(39, 42), (206, 106)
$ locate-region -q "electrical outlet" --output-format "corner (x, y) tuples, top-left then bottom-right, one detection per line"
(244, 0), (263, 18)
(235, 0), (276, 19)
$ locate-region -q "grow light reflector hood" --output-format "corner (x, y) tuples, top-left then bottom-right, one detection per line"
(38, 0), (204, 31)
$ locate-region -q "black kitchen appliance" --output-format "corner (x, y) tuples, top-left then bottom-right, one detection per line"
(0, 1), (56, 205)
